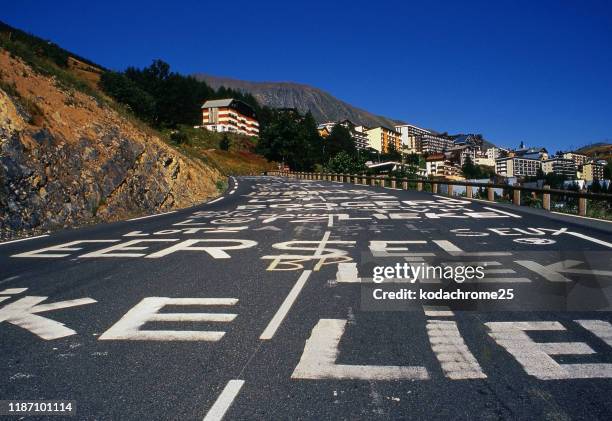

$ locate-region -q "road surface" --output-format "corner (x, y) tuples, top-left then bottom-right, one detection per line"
(1, 176), (612, 420)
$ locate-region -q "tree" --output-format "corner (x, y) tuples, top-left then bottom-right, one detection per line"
(219, 133), (230, 151)
(99, 71), (156, 122)
(461, 156), (479, 179)
(382, 141), (401, 161)
(257, 109), (320, 171)
(324, 124), (356, 160)
(326, 151), (366, 174)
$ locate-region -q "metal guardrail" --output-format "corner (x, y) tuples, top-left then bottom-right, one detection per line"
(266, 170), (612, 218)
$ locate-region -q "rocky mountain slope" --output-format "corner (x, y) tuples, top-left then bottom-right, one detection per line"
(195, 74), (403, 128)
(0, 51), (221, 240)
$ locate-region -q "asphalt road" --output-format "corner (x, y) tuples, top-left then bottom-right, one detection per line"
(1, 176), (612, 420)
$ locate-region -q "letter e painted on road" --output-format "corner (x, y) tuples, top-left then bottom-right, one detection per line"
(99, 297), (238, 341)
(486, 321), (612, 380)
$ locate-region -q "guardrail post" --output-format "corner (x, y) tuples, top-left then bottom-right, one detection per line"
(466, 185), (473, 198)
(361, 174), (366, 184)
(447, 184), (453, 197)
(432, 182), (438, 194)
(417, 181), (423, 191)
(487, 184), (494, 201)
(371, 176), (376, 187)
(402, 179), (408, 190)
(579, 190), (587, 216)
(543, 185), (551, 211)
(391, 179), (396, 189)
(513, 185), (521, 206)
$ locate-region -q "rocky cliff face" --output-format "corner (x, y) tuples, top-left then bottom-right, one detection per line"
(0, 51), (221, 240)
(195, 74), (403, 128)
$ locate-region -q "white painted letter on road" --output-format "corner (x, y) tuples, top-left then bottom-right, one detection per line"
(291, 319), (429, 380)
(99, 297), (238, 341)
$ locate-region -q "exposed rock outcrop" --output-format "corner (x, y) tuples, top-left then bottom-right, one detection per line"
(0, 51), (221, 240)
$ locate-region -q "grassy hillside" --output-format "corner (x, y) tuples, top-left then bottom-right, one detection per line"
(166, 126), (276, 175)
(575, 142), (612, 160)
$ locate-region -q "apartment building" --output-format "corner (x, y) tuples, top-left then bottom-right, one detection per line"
(475, 156), (496, 167)
(446, 145), (477, 166)
(486, 147), (508, 160)
(541, 158), (577, 178)
(395, 124), (430, 150)
(562, 152), (589, 167)
(201, 98), (259, 137)
(495, 157), (541, 177)
(582, 162), (605, 181)
(318, 120), (369, 149)
(365, 126), (402, 153)
(416, 133), (454, 154)
(426, 154), (461, 177)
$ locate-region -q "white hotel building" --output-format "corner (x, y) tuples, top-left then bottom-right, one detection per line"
(495, 156), (541, 177)
(201, 98), (259, 137)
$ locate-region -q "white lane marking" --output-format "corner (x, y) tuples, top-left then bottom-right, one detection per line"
(327, 214), (334, 227)
(260, 270), (312, 340)
(0, 235), (49, 246)
(313, 231), (331, 257)
(127, 211), (177, 221)
(202, 379), (245, 421)
(291, 319), (429, 380)
(426, 320), (486, 379)
(486, 321), (612, 379)
(229, 189), (236, 195)
(99, 297), (238, 341)
(482, 207), (522, 218)
(423, 305), (454, 317)
(207, 197), (224, 204)
(0, 288), (28, 294)
(575, 320), (612, 347)
(565, 231), (612, 249)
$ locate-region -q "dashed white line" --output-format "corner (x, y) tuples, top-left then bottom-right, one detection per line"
(207, 197), (224, 204)
(0, 234), (49, 246)
(260, 270), (312, 340)
(127, 211), (177, 221)
(202, 379), (245, 421)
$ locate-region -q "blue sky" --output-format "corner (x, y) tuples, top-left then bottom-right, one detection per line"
(3, 0), (612, 151)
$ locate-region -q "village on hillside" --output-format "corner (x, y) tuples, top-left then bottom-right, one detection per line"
(199, 97), (611, 191)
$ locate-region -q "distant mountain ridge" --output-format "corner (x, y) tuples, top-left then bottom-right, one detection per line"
(194, 73), (404, 128)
